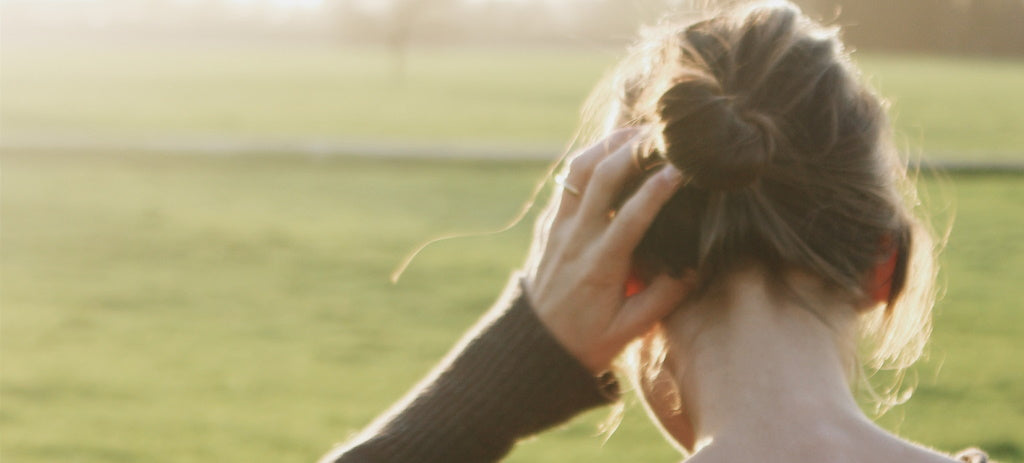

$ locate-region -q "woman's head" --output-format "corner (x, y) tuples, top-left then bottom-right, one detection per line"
(582, 0), (937, 421)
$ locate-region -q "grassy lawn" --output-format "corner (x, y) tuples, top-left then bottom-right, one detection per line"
(2, 150), (1021, 462)
(2, 43), (1022, 158)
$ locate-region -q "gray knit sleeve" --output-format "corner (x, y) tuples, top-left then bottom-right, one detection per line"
(320, 275), (620, 463)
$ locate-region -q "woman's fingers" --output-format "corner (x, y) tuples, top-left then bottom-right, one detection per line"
(527, 127), (690, 374)
(603, 165), (684, 260)
(565, 127), (639, 188)
(614, 272), (693, 341)
(576, 136), (647, 230)
(555, 128), (639, 220)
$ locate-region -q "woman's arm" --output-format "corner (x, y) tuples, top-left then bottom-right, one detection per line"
(320, 128), (690, 462)
(320, 276), (619, 463)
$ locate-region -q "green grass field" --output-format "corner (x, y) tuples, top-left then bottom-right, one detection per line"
(2, 150), (1022, 462)
(2, 43), (1023, 158)
(2, 40), (1022, 461)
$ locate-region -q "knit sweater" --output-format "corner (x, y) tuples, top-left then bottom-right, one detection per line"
(320, 275), (989, 463)
(321, 276), (619, 463)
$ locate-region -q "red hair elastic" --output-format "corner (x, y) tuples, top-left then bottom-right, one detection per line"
(625, 266), (648, 297)
(870, 245), (899, 304)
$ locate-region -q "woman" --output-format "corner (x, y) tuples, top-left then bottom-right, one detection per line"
(321, 2), (988, 462)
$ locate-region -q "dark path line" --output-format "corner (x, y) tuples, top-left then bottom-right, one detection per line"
(3, 135), (1022, 172)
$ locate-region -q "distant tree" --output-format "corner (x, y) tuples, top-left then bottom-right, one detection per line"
(329, 0), (381, 44)
(966, 0), (1024, 54)
(386, 0), (458, 81)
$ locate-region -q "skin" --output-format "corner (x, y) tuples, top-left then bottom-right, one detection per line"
(524, 131), (962, 462)
(649, 269), (961, 462)
(524, 127), (693, 374)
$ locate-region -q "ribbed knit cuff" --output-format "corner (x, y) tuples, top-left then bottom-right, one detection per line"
(328, 275), (620, 463)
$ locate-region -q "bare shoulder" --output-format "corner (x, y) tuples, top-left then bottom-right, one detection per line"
(681, 448), (966, 463)
(677, 434), (971, 463)
(886, 436), (980, 463)
(863, 419), (981, 463)
(901, 446), (967, 463)
(674, 420), (984, 463)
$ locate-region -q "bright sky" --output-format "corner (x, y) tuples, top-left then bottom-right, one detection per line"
(23, 0), (528, 8)
(8, 0), (537, 17)
(224, 0), (324, 10)
(223, 0), (527, 10)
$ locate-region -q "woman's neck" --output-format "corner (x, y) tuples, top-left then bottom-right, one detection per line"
(666, 269), (871, 455)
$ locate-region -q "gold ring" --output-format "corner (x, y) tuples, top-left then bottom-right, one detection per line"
(555, 174), (582, 197)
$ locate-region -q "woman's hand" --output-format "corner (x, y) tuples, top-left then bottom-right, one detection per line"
(524, 128), (693, 374)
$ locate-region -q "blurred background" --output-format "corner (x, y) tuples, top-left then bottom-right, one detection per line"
(2, 1), (1022, 462)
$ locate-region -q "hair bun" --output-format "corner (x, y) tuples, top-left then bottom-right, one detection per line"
(657, 79), (776, 190)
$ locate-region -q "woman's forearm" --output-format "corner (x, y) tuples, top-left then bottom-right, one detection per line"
(320, 275), (620, 463)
